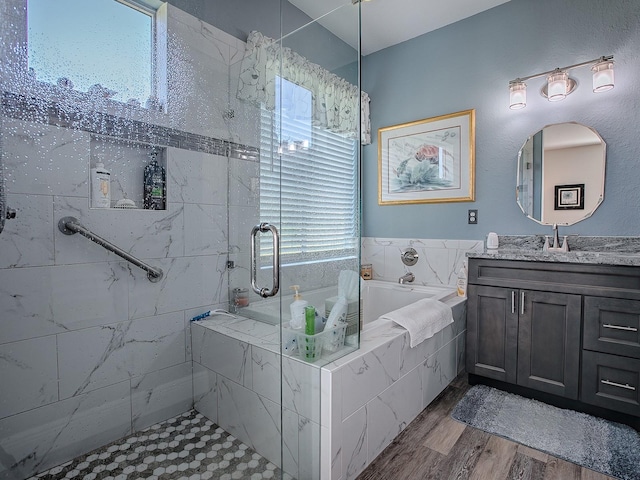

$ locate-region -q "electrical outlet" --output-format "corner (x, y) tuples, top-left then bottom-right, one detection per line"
(468, 209), (478, 224)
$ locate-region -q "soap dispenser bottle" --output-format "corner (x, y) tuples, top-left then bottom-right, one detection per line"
(91, 157), (111, 208)
(289, 285), (308, 330)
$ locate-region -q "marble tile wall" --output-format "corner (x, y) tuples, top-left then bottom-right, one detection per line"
(0, 5), (255, 479)
(191, 321), (322, 480)
(323, 298), (467, 480)
(361, 237), (484, 286)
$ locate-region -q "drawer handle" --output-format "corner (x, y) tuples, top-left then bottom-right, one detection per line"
(511, 291), (515, 314)
(601, 379), (636, 391)
(603, 323), (638, 332)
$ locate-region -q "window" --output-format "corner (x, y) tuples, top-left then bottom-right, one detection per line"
(260, 78), (359, 265)
(27, 0), (154, 105)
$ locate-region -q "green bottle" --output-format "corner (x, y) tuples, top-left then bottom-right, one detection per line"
(304, 306), (316, 335)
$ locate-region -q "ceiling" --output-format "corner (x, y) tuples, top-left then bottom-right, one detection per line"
(288, 0), (511, 56)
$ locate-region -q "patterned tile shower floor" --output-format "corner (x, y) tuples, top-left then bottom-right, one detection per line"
(29, 411), (293, 480)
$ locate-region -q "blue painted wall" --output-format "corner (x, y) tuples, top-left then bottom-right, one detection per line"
(362, 0), (640, 239)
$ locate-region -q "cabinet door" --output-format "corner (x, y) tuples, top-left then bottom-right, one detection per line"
(466, 285), (518, 383)
(517, 290), (581, 399)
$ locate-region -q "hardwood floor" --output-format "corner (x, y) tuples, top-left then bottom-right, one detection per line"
(356, 375), (616, 480)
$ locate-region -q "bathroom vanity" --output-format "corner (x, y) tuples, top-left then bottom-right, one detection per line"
(466, 251), (640, 426)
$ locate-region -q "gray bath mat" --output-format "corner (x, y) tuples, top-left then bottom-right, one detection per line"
(451, 384), (640, 480)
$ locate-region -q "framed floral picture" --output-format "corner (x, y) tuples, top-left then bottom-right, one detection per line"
(378, 109), (475, 205)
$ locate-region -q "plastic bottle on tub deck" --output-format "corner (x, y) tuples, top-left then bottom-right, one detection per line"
(456, 263), (468, 297)
(289, 285), (308, 330)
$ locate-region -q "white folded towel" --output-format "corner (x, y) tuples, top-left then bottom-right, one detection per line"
(379, 298), (454, 348)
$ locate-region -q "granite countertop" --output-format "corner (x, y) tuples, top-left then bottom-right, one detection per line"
(467, 235), (640, 267)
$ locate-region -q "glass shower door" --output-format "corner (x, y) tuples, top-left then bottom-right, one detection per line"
(227, 2), (362, 478)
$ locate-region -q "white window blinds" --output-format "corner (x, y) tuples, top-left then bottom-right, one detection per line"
(259, 80), (358, 265)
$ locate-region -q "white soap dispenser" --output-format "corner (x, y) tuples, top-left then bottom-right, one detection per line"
(289, 285), (308, 330)
(91, 157), (111, 208)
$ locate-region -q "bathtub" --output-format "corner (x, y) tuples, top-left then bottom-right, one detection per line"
(192, 280), (466, 480)
(361, 280), (457, 330)
(237, 280), (457, 331)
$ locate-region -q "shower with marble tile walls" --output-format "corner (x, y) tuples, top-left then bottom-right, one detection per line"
(0, 1), (362, 479)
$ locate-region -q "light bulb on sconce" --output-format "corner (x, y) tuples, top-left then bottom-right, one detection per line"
(592, 57), (615, 92)
(508, 55), (614, 110)
(509, 80), (527, 110)
(546, 69), (569, 102)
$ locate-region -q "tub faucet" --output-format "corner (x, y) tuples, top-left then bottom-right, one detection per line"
(398, 272), (415, 284)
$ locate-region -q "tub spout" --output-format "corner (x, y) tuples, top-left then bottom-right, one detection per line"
(398, 272), (415, 284)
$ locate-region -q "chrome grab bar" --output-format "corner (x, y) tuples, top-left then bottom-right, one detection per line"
(250, 222), (280, 298)
(58, 216), (163, 283)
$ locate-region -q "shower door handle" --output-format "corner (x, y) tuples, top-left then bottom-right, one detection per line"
(250, 222), (280, 298)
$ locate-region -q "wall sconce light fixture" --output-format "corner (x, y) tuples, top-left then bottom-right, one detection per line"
(509, 55), (614, 110)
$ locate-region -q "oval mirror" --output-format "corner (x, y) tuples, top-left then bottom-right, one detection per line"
(516, 122), (606, 226)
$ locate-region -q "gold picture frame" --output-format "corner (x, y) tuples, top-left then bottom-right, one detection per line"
(378, 109), (475, 205)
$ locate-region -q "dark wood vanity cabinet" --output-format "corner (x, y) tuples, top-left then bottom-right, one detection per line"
(467, 258), (640, 419)
(467, 284), (581, 399)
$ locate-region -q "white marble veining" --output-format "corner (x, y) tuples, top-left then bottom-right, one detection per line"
(362, 237), (483, 286)
(0, 261), (130, 345)
(340, 337), (402, 419)
(217, 377), (287, 469)
(0, 381), (131, 480)
(131, 362), (194, 431)
(193, 285), (466, 480)
(299, 416), (321, 480)
(54, 196), (185, 264)
(192, 326), (252, 388)
(423, 337), (457, 408)
(166, 149), (228, 205)
(57, 312), (186, 398)
(367, 367), (422, 462)
(128, 254), (228, 319)
(0, 336), (59, 418)
(184, 203), (228, 256)
(193, 362), (218, 423)
(2, 119), (90, 197)
(0, 193), (54, 268)
(342, 406), (368, 480)
(0, 5), (249, 479)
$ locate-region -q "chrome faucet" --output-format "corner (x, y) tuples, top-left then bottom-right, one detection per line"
(544, 223), (569, 252)
(398, 272), (415, 284)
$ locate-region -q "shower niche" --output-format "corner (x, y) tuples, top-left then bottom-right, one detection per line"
(89, 136), (167, 210)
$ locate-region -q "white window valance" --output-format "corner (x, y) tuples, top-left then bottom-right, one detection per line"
(237, 31), (371, 145)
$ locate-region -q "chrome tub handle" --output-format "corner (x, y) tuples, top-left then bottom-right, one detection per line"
(250, 222), (280, 298)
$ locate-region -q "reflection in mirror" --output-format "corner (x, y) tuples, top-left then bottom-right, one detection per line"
(516, 122), (606, 226)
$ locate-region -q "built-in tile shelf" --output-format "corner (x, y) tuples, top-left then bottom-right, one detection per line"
(90, 137), (167, 211)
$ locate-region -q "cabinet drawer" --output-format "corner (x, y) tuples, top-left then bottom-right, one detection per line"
(581, 350), (640, 417)
(584, 297), (640, 359)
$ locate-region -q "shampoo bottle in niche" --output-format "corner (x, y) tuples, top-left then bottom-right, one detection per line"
(91, 158), (111, 208)
(143, 150), (166, 210)
(457, 263), (468, 297)
(289, 285), (308, 330)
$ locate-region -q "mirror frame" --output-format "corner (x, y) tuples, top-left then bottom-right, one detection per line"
(516, 122), (606, 226)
